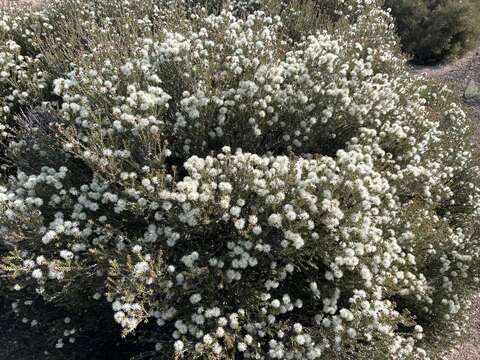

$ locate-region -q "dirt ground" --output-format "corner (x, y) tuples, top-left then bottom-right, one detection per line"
(447, 296), (480, 360)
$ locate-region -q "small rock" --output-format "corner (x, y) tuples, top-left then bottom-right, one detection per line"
(464, 80), (480, 102)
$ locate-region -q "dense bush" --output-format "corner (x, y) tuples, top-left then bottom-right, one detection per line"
(1, 0), (480, 359)
(384, 0), (480, 64)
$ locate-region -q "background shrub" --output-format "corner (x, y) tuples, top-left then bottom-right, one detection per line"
(1, 0), (480, 359)
(384, 0), (480, 65)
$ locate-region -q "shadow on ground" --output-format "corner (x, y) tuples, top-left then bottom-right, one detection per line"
(0, 298), (149, 360)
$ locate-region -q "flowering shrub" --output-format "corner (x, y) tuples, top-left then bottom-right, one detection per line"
(384, 0), (480, 64)
(1, 0), (480, 359)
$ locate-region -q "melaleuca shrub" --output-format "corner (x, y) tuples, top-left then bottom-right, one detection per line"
(384, 0), (480, 64)
(1, 0), (480, 359)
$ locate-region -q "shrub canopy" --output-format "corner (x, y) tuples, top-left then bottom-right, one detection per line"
(384, 0), (480, 64)
(1, 0), (480, 359)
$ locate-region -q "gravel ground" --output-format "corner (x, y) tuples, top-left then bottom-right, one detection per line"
(445, 295), (480, 360)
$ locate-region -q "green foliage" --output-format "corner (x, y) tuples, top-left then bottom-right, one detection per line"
(385, 0), (480, 64)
